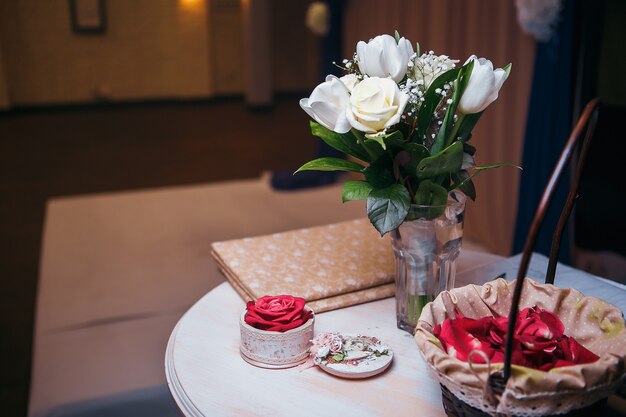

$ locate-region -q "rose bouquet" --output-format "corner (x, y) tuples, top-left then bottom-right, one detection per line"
(297, 32), (514, 235)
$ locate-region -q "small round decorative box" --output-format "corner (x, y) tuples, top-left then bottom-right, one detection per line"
(239, 307), (315, 369)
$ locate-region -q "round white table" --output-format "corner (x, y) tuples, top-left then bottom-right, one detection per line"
(165, 250), (626, 416)
(165, 282), (449, 417)
(164, 249), (509, 417)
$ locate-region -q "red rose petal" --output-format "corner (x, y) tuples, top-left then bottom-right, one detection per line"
(436, 316), (497, 362)
(435, 305), (599, 371)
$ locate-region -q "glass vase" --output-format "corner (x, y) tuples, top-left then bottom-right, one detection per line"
(390, 192), (466, 333)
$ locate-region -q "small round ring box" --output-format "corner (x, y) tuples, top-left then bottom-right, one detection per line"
(239, 308), (315, 369)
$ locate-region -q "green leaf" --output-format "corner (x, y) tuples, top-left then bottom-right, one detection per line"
(415, 41), (420, 57)
(414, 179), (448, 206)
(401, 143), (430, 181)
(461, 178), (476, 201)
(415, 67), (461, 143)
(475, 161), (522, 171)
(294, 157), (365, 174)
(363, 153), (395, 188)
(432, 60), (474, 153)
(342, 180), (373, 202)
(478, 161), (521, 170)
(367, 135), (387, 150)
(331, 353), (345, 362)
(416, 141), (463, 179)
(452, 170), (476, 201)
(366, 184), (411, 235)
(351, 128), (384, 161)
(462, 142), (476, 156)
(364, 130), (403, 151)
(503, 63), (512, 78)
(448, 162), (522, 194)
(386, 138), (430, 182)
(393, 151), (409, 180)
(310, 122), (371, 162)
(411, 180), (448, 219)
(394, 30), (400, 43)
(455, 112), (483, 143)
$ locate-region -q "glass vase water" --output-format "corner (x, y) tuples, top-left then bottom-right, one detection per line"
(390, 192), (466, 334)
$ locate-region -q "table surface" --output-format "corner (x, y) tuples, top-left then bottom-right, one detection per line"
(165, 250), (504, 417)
(165, 251), (626, 417)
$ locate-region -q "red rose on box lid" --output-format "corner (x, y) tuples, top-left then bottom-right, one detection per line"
(245, 295), (313, 332)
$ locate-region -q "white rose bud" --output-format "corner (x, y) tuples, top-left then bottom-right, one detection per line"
(300, 75), (351, 134)
(346, 77), (409, 135)
(356, 34), (414, 83)
(458, 56), (509, 114)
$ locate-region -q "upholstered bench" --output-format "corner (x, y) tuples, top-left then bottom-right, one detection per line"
(30, 175), (489, 417)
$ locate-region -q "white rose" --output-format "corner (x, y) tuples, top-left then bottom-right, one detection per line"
(356, 34), (414, 83)
(458, 56), (509, 114)
(346, 77), (409, 135)
(339, 73), (359, 92)
(300, 75), (351, 133)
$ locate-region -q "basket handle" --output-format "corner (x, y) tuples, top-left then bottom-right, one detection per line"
(499, 98), (600, 384)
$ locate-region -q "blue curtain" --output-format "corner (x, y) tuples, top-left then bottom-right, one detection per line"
(512, 0), (576, 262)
(317, 0), (345, 160)
(271, 0), (344, 190)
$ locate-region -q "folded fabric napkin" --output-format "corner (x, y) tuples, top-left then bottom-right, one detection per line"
(210, 218), (395, 312)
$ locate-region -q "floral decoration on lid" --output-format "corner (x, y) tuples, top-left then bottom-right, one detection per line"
(310, 332), (389, 365)
(434, 305), (599, 371)
(302, 332), (393, 379)
(245, 295), (313, 332)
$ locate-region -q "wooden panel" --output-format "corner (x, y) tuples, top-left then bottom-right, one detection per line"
(0, 0), (213, 105)
(271, 0), (321, 90)
(211, 0), (244, 94)
(0, 33), (9, 109)
(242, 0), (272, 105)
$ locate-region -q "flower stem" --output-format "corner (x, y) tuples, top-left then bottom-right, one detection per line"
(403, 176), (415, 200)
(446, 113), (465, 147)
(407, 294), (434, 325)
(352, 129), (378, 161)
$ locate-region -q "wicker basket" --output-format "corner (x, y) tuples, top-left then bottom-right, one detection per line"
(438, 384), (608, 417)
(415, 278), (626, 417)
